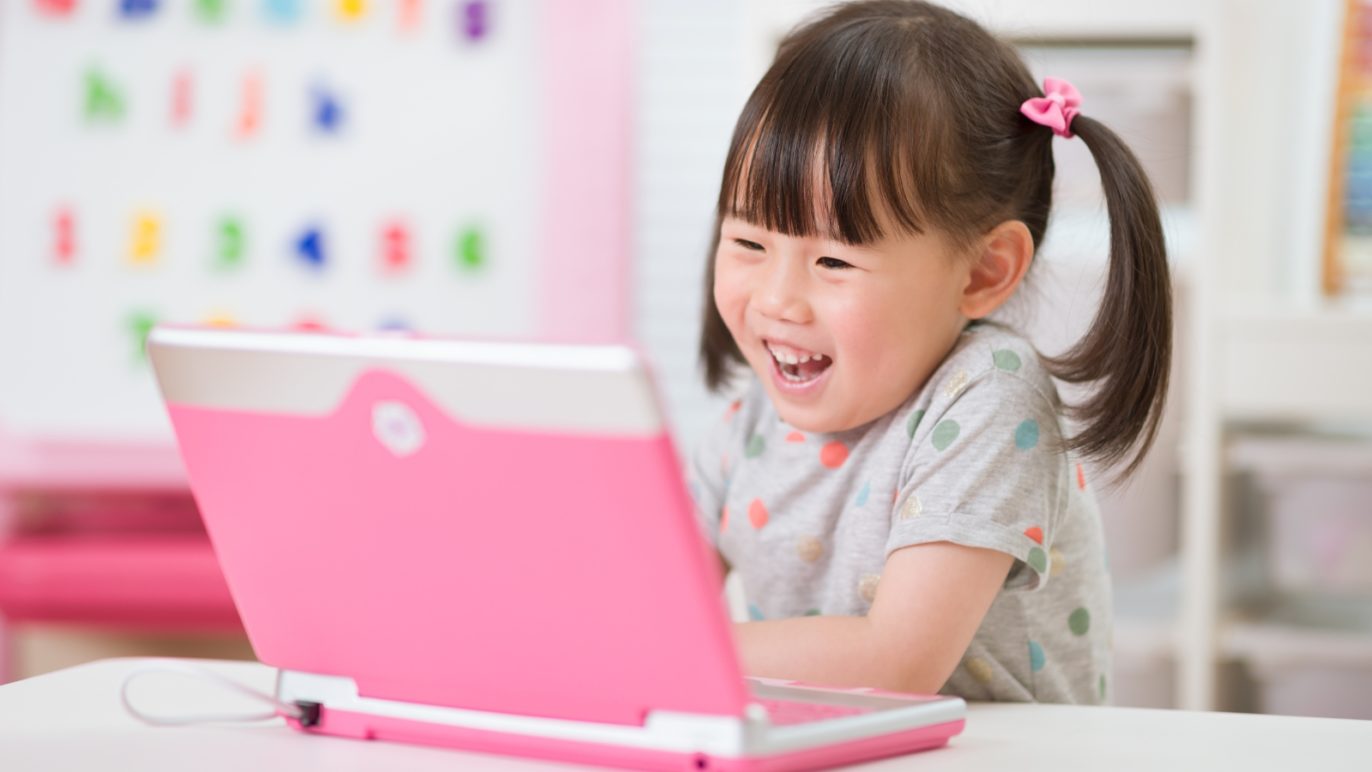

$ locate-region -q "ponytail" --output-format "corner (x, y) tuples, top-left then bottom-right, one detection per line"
(1047, 115), (1172, 478)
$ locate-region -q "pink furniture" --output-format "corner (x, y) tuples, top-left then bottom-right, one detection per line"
(0, 434), (240, 682)
(0, 536), (238, 626)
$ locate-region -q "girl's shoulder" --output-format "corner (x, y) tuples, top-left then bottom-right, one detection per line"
(932, 321), (1060, 409)
(892, 322), (1064, 448)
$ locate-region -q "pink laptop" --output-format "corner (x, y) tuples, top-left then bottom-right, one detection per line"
(147, 326), (965, 770)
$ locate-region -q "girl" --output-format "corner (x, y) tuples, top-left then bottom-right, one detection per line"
(688, 0), (1171, 704)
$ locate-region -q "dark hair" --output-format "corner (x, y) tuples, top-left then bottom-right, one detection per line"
(698, 0), (1171, 477)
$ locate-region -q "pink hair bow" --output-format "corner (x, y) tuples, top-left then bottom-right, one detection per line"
(1020, 77), (1081, 139)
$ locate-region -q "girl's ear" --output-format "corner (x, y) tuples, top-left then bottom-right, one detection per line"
(959, 220), (1034, 319)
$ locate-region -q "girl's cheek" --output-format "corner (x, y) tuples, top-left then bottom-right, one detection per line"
(713, 258), (748, 315)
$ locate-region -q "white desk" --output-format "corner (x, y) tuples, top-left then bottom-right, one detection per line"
(2, 658), (1369, 771)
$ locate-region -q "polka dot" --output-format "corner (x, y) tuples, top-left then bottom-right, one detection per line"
(785, 431), (806, 443)
(900, 494), (922, 519)
(745, 434), (766, 458)
(965, 657), (994, 686)
(1076, 463), (1087, 491)
(819, 441), (849, 469)
(1050, 548), (1066, 577)
(1028, 641), (1045, 672)
(1024, 526), (1044, 544)
(748, 604), (765, 621)
(726, 400), (741, 421)
(931, 420), (960, 451)
(1014, 419), (1040, 450)
(796, 536), (824, 562)
(854, 482), (871, 507)
(1068, 607), (1091, 636)
(906, 409), (926, 439)
(943, 369), (969, 398)
(748, 499), (769, 529)
(1027, 547), (1048, 573)
(858, 574), (881, 603)
(993, 349), (1022, 372)
(719, 506), (730, 532)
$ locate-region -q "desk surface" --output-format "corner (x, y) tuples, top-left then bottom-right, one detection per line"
(1, 658), (1369, 771)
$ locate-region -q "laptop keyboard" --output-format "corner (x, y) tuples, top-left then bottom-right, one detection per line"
(753, 698), (877, 726)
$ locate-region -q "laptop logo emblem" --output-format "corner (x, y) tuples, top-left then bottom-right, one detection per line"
(372, 400), (426, 457)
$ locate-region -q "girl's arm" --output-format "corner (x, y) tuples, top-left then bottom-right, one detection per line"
(733, 542), (1012, 694)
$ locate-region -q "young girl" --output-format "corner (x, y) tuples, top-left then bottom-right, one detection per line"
(688, 0), (1171, 704)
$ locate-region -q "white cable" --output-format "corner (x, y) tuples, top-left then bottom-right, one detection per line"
(120, 660), (304, 727)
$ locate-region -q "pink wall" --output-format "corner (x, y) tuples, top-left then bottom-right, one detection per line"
(537, 0), (635, 343)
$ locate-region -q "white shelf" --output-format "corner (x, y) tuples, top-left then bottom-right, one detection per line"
(1217, 307), (1372, 422)
(1223, 621), (1372, 670)
(915, 0), (1202, 39)
(1227, 432), (1372, 476)
(1179, 0), (1361, 712)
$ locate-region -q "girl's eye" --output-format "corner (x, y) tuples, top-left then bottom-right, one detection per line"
(733, 238), (764, 251)
(817, 256), (853, 270)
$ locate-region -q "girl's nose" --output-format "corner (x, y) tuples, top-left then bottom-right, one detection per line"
(754, 259), (812, 323)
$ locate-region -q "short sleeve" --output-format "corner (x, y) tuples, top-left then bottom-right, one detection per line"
(886, 368), (1068, 592)
(686, 397), (744, 547)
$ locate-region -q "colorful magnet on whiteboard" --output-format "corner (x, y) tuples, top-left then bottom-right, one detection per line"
(381, 220), (410, 272)
(215, 217), (245, 270)
(335, 0), (366, 22)
(459, 0), (487, 42)
(378, 315), (411, 332)
(454, 225), (485, 273)
(118, 0), (159, 20)
(53, 206), (77, 266)
(311, 85), (344, 134)
(127, 311), (157, 361)
(171, 69), (193, 127)
(204, 311), (237, 328)
(236, 72), (262, 139)
(263, 0), (301, 23)
(83, 69), (125, 123)
(294, 225), (326, 270)
(194, 0), (227, 23)
(398, 0), (421, 31)
(292, 315), (328, 332)
(34, 0), (77, 16)
(128, 212), (161, 266)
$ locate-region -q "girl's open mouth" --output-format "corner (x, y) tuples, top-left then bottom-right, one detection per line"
(765, 341), (832, 385)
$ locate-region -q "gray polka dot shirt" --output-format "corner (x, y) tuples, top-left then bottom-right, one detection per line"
(689, 323), (1112, 704)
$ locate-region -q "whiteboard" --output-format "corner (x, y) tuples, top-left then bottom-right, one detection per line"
(0, 0), (632, 444)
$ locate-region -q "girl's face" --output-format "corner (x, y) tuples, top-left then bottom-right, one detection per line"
(713, 215), (971, 433)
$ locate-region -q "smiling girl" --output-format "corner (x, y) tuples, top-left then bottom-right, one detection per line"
(687, 0), (1171, 704)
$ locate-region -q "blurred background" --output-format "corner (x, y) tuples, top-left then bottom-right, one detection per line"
(1, 0), (1370, 720)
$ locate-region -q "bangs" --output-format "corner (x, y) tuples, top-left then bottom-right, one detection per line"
(717, 16), (954, 245)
